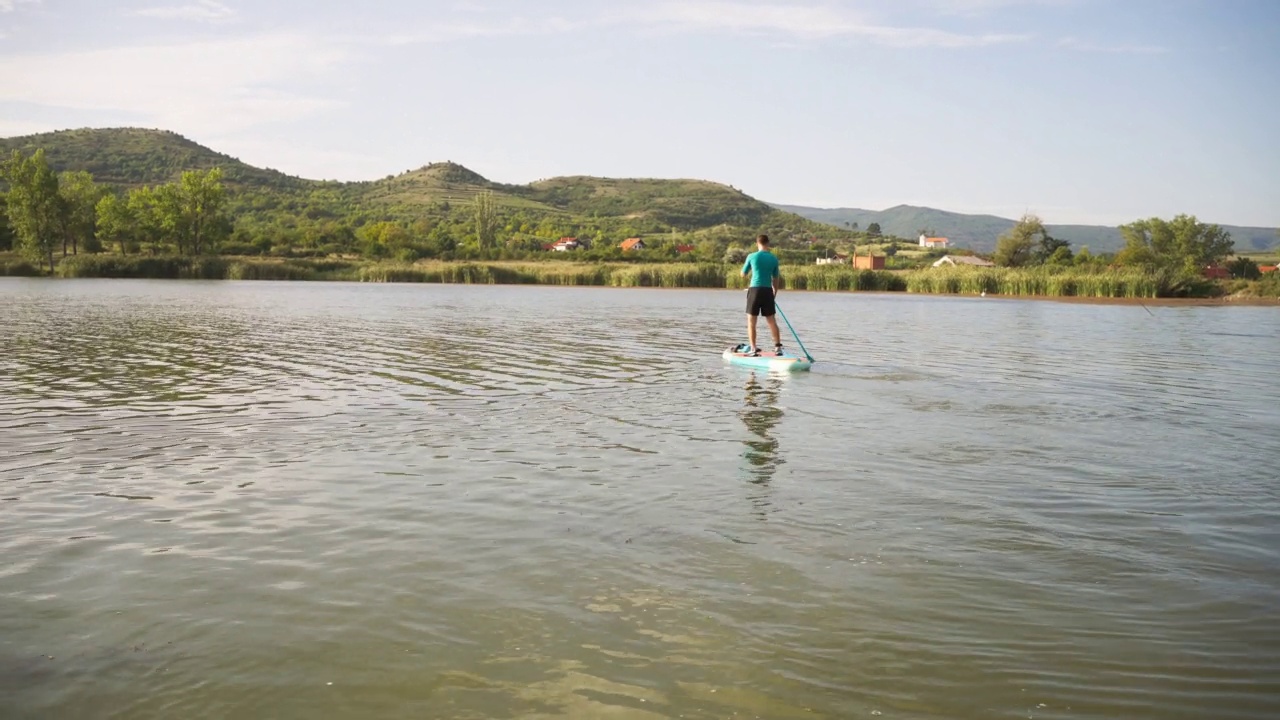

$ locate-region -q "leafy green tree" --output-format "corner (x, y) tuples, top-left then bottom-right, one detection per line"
(1227, 256), (1261, 280)
(126, 186), (167, 255)
(993, 214), (1051, 267)
(57, 170), (103, 255)
(95, 193), (134, 254)
(1116, 215), (1233, 274)
(473, 190), (499, 250)
(2, 150), (62, 273)
(173, 168), (229, 254)
(0, 195), (14, 252)
(723, 245), (748, 264)
(866, 222), (882, 237)
(1033, 234), (1071, 264)
(1046, 245), (1074, 265)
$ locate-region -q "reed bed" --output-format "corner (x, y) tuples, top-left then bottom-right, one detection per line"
(759, 266), (906, 292)
(357, 262), (727, 288)
(7, 254), (1233, 299)
(901, 267), (1204, 298)
(608, 264), (727, 288)
(54, 255), (230, 279)
(0, 257), (42, 276)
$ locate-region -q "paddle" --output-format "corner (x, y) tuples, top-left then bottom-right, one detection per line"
(775, 303), (814, 363)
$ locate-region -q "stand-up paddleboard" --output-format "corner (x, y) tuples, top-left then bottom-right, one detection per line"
(723, 344), (813, 372)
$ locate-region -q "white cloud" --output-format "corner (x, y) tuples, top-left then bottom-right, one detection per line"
(0, 33), (348, 136)
(0, 0), (40, 12)
(1059, 36), (1166, 54)
(626, 1), (1030, 47)
(133, 0), (235, 22)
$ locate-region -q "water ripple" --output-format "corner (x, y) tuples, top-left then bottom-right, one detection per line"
(2, 280), (1280, 719)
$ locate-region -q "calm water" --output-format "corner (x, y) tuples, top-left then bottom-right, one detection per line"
(2, 279), (1279, 720)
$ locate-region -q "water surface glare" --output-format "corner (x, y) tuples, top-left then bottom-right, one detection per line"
(2, 279), (1279, 719)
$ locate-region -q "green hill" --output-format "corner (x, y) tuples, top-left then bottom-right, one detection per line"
(774, 203), (1280, 254)
(0, 128), (839, 252)
(0, 127), (309, 191)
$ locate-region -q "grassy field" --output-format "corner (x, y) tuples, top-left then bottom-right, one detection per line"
(5, 252), (1278, 299)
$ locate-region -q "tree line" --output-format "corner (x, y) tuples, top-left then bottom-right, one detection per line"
(1, 148), (867, 270)
(991, 213), (1237, 276)
(1, 149), (230, 273)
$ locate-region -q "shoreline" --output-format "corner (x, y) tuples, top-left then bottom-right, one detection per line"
(4, 273), (1277, 307)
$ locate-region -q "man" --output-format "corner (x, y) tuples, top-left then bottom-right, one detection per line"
(741, 234), (783, 356)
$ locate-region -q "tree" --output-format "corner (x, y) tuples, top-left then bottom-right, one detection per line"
(1033, 234), (1071, 264)
(473, 190), (498, 249)
(172, 168), (229, 255)
(1046, 245), (1074, 265)
(0, 195), (14, 252)
(866, 222), (882, 237)
(723, 245), (748, 264)
(1227, 256), (1261, 280)
(1, 150), (61, 273)
(1116, 215), (1233, 274)
(95, 193), (134, 254)
(57, 170), (103, 255)
(126, 186), (167, 255)
(993, 214), (1051, 268)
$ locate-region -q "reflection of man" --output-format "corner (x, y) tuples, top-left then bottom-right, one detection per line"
(740, 374), (784, 490)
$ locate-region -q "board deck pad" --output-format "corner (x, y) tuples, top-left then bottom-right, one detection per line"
(722, 345), (813, 372)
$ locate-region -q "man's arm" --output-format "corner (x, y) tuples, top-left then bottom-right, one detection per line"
(741, 256), (752, 278)
(772, 265), (781, 294)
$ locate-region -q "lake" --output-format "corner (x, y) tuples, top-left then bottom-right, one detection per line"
(2, 279), (1279, 720)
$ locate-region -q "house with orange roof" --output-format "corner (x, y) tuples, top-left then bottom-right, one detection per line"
(547, 237), (580, 251)
(918, 233), (949, 249)
(620, 238), (646, 251)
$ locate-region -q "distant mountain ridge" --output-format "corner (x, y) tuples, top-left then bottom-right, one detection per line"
(772, 203), (1280, 254)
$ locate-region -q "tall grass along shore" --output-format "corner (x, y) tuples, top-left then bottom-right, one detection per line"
(4, 253), (1269, 299)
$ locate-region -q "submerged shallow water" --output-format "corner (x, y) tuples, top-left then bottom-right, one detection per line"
(2, 279), (1279, 719)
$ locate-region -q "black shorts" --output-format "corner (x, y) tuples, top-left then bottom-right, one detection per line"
(746, 287), (776, 317)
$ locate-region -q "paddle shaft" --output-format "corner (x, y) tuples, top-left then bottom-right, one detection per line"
(775, 303), (813, 362)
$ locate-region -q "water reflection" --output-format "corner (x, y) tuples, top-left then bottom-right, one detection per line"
(739, 373), (784, 514)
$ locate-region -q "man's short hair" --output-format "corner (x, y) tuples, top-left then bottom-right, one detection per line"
(756, 234), (770, 246)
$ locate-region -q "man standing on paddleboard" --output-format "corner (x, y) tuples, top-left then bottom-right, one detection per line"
(741, 234), (783, 356)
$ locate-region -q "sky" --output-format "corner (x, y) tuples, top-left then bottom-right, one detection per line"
(0, 0), (1277, 226)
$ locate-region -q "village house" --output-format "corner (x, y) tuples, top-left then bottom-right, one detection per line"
(620, 238), (646, 251)
(919, 233), (950, 249)
(675, 244), (695, 254)
(853, 252), (885, 270)
(933, 255), (995, 268)
(816, 252), (885, 269)
(545, 237), (580, 251)
(1260, 265), (1278, 274)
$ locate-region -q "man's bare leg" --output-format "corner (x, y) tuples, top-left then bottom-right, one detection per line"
(746, 314), (758, 351)
(765, 316), (781, 349)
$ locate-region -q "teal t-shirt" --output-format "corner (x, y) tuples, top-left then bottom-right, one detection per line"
(742, 250), (780, 288)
